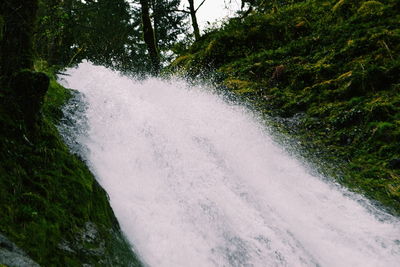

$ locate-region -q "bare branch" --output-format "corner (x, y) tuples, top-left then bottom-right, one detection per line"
(195, 0), (207, 12)
(171, 9), (191, 14)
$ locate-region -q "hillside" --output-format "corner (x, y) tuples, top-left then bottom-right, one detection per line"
(172, 0), (400, 214)
(0, 63), (141, 265)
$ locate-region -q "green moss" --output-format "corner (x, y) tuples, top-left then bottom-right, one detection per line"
(173, 0), (400, 214)
(357, 1), (385, 17)
(0, 66), (141, 265)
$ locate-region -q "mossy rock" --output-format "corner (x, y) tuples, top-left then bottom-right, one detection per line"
(224, 79), (253, 91)
(357, 1), (385, 17)
(0, 68), (142, 266)
(387, 183), (400, 200)
(170, 54), (193, 69)
(332, 0), (359, 13)
(369, 121), (396, 141)
(226, 78), (257, 95)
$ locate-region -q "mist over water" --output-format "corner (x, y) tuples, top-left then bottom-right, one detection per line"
(59, 62), (400, 267)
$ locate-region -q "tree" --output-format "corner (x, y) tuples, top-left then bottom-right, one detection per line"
(187, 0), (205, 40)
(178, 0), (206, 41)
(139, 0), (160, 74)
(34, 0), (73, 66)
(1, 0), (50, 131)
(238, 0), (303, 13)
(150, 0), (188, 56)
(33, 0), (188, 74)
(130, 0), (188, 72)
(0, 0), (39, 79)
(34, 0), (136, 69)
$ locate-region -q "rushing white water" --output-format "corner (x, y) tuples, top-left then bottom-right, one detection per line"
(59, 62), (400, 267)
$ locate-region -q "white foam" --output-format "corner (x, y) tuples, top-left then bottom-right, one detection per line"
(59, 62), (400, 267)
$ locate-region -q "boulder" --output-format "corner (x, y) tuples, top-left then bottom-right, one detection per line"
(0, 234), (39, 267)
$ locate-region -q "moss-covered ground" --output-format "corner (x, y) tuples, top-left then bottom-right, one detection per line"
(0, 62), (141, 266)
(171, 0), (400, 214)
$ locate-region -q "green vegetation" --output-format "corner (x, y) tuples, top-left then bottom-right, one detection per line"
(172, 0), (400, 214)
(1, 1), (141, 264)
(0, 63), (141, 265)
(34, 0), (188, 74)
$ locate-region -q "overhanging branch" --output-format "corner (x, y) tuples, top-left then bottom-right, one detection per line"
(195, 0), (207, 12)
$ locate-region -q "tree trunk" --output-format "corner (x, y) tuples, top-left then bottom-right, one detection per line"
(139, 0), (160, 74)
(188, 0), (201, 40)
(1, 0), (49, 132)
(150, 0), (159, 48)
(61, 0), (75, 65)
(0, 0), (39, 81)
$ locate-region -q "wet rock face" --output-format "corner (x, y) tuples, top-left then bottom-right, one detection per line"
(56, 221), (140, 266)
(0, 234), (39, 267)
(57, 222), (106, 259)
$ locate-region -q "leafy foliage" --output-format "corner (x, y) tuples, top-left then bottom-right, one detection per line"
(34, 0), (136, 70)
(34, 0), (188, 74)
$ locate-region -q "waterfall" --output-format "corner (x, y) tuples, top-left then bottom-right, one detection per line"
(59, 62), (400, 267)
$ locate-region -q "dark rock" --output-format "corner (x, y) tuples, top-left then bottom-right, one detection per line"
(268, 65), (286, 86)
(11, 70), (49, 130)
(388, 159), (400, 169)
(339, 133), (352, 145)
(271, 65), (285, 81)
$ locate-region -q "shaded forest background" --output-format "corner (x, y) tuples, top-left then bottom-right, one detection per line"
(33, 0), (188, 74)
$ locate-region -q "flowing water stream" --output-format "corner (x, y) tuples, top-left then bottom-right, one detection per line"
(59, 62), (400, 267)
